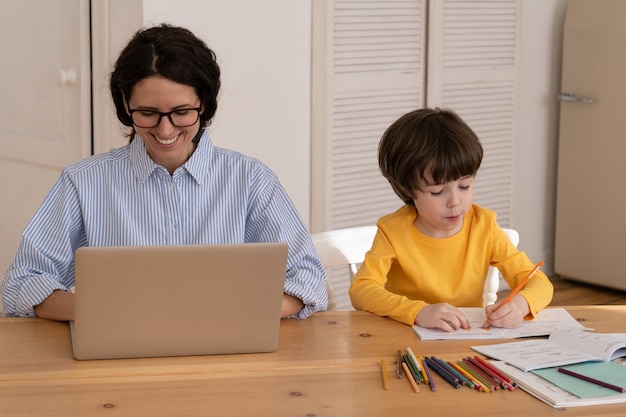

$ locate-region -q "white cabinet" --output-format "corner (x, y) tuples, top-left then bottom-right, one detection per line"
(555, 0), (626, 290)
(0, 1), (91, 297)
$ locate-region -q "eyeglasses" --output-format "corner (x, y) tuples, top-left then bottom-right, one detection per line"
(128, 107), (202, 128)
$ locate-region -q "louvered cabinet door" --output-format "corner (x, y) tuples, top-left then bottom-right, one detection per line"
(427, 0), (520, 227)
(311, 0), (521, 232)
(311, 0), (426, 231)
(311, 0), (520, 232)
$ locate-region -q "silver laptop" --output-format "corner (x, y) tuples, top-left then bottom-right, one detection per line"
(71, 243), (288, 360)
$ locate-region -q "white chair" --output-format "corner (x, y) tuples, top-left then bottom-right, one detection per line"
(483, 228), (520, 307)
(311, 226), (377, 310)
(311, 226), (519, 310)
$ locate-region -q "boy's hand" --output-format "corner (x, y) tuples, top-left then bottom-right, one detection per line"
(484, 295), (530, 328)
(414, 303), (470, 332)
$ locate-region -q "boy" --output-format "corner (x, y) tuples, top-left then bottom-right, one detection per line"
(349, 108), (553, 331)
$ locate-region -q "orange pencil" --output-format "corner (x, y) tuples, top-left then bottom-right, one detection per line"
(482, 260), (544, 328)
(402, 362), (420, 393)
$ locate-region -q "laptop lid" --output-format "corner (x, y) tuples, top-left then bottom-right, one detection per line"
(71, 243), (288, 360)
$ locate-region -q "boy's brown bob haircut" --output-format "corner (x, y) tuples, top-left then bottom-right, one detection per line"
(378, 107), (483, 207)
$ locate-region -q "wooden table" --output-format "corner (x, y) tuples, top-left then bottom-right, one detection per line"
(1, 306), (625, 416)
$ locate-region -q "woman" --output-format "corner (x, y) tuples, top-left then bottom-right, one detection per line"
(2, 24), (327, 320)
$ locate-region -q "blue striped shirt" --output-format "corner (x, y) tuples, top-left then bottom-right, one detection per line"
(2, 131), (328, 318)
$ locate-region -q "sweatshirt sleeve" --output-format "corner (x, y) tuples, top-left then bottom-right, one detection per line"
(489, 223), (554, 319)
(349, 229), (425, 325)
(497, 252), (554, 318)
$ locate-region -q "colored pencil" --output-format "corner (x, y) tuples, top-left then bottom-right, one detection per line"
(473, 356), (516, 389)
(558, 367), (626, 393)
(457, 361), (490, 393)
(465, 357), (501, 390)
(402, 362), (420, 393)
(396, 350), (403, 379)
(459, 359), (495, 391)
(381, 359), (389, 390)
(422, 357), (437, 391)
(466, 357), (505, 389)
(404, 351), (422, 379)
(417, 355), (429, 384)
(445, 360), (474, 388)
(402, 354), (423, 383)
(431, 356), (464, 385)
(424, 356), (462, 389)
(451, 361), (484, 391)
(406, 347), (422, 371)
(482, 260), (544, 328)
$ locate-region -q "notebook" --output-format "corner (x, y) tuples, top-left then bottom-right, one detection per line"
(71, 243), (288, 360)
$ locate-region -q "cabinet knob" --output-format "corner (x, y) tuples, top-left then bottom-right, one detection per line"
(59, 68), (77, 85)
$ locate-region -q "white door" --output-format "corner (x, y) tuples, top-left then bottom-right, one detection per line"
(0, 1), (91, 305)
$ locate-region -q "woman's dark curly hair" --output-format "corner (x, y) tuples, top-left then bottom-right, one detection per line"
(110, 24), (221, 140)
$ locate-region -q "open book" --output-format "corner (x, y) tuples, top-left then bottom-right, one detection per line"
(490, 360), (626, 408)
(412, 307), (589, 340)
(471, 330), (626, 371)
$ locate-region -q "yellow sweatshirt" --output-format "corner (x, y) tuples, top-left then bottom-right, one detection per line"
(349, 204), (553, 325)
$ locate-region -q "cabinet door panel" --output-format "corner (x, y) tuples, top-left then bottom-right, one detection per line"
(0, 0), (91, 168)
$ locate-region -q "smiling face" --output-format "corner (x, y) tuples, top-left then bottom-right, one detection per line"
(126, 76), (202, 174)
(412, 173), (475, 238)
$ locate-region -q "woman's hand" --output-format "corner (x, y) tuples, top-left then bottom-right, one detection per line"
(484, 295), (530, 328)
(414, 303), (470, 332)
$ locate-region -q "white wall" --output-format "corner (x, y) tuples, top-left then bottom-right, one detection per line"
(137, 0), (568, 273)
(515, 0), (569, 274)
(0, 1), (569, 316)
(141, 0), (312, 225)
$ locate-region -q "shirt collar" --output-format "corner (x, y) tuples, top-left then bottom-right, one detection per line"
(182, 130), (212, 184)
(130, 129), (213, 185)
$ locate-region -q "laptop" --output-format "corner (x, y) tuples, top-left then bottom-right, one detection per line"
(71, 242), (288, 360)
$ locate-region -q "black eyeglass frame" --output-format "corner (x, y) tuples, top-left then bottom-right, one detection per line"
(127, 107), (202, 128)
